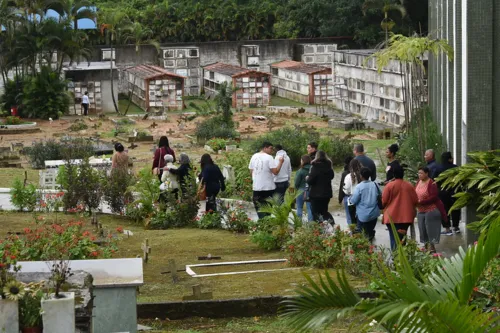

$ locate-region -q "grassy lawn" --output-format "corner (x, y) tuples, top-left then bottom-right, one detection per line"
(0, 168), (39, 188)
(139, 315), (369, 333)
(270, 96), (308, 107)
(106, 99), (146, 115)
(0, 211), (368, 303)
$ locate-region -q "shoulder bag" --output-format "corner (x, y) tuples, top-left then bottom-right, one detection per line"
(152, 148), (164, 175)
(197, 177), (207, 201)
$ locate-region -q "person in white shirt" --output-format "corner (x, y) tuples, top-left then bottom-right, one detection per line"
(249, 141), (284, 219)
(343, 159), (362, 225)
(81, 91), (90, 116)
(273, 144), (292, 204)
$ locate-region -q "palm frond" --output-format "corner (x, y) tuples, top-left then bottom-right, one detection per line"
(280, 270), (360, 332)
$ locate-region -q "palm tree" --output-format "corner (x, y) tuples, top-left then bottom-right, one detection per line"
(122, 21), (159, 115)
(362, 0), (407, 43)
(98, 9), (132, 113)
(45, 0), (96, 30)
(281, 222), (500, 332)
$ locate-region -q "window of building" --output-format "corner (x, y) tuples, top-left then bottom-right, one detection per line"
(385, 99), (390, 109)
(380, 98), (384, 107)
(356, 80), (361, 90)
(361, 93), (365, 103)
(189, 49), (198, 57)
(396, 88), (401, 98)
(379, 86), (384, 95)
(356, 105), (361, 113)
(360, 81), (365, 90)
(272, 68), (278, 76)
(209, 72), (215, 80)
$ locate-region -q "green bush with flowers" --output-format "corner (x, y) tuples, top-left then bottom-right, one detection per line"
(286, 224), (385, 277)
(10, 178), (39, 212)
(218, 151), (253, 202)
(0, 219), (119, 261)
(206, 138), (228, 152)
(196, 211), (223, 229)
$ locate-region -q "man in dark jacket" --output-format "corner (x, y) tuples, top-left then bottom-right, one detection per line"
(424, 149), (438, 179)
(434, 152), (461, 234)
(353, 143), (376, 181)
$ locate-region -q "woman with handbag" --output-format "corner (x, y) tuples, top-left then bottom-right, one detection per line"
(198, 154), (225, 212)
(294, 155), (313, 222)
(306, 151), (334, 223)
(350, 167), (381, 242)
(152, 136), (176, 180)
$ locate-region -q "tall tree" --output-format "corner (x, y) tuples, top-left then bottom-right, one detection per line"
(99, 9), (132, 113)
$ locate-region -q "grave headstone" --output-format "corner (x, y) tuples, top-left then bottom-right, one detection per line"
(182, 285), (213, 301)
(149, 122), (158, 129)
(141, 239), (151, 263)
(166, 128), (175, 136)
(168, 259), (179, 283)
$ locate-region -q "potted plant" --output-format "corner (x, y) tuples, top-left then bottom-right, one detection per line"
(19, 282), (44, 333)
(41, 259), (75, 333)
(0, 244), (22, 333)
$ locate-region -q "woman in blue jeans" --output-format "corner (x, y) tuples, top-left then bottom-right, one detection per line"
(350, 167), (381, 241)
(294, 155), (313, 222)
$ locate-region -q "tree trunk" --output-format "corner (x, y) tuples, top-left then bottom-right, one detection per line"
(110, 44), (119, 113)
(123, 75), (137, 116)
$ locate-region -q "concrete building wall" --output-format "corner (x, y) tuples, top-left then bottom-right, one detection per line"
(331, 51), (406, 125)
(429, 0), (500, 163)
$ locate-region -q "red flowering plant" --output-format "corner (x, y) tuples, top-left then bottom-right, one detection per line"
(218, 200), (252, 233)
(12, 220), (119, 261)
(0, 236), (22, 299)
(286, 224), (347, 268)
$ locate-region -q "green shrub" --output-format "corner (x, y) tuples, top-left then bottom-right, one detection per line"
(0, 77), (25, 114)
(10, 178), (39, 211)
(206, 138), (228, 152)
(25, 139), (94, 169)
(219, 202), (252, 233)
(250, 193), (301, 250)
(57, 158), (105, 213)
(247, 127), (320, 167)
(146, 171), (200, 229)
(69, 121), (89, 132)
(69, 122), (88, 132)
(125, 167), (161, 223)
(196, 211), (222, 229)
(21, 66), (70, 119)
(318, 136), (353, 166)
(398, 106), (445, 178)
(196, 116), (238, 141)
(4, 116), (22, 125)
(102, 170), (134, 214)
(218, 151), (253, 202)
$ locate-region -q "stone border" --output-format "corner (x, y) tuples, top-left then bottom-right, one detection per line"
(137, 293), (378, 320)
(0, 122), (37, 128)
(186, 259), (299, 278)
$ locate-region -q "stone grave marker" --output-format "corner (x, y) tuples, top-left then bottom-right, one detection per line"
(182, 285), (213, 301)
(91, 212), (98, 226)
(149, 122), (158, 129)
(166, 128), (175, 136)
(168, 259), (179, 283)
(142, 239), (151, 263)
(198, 254), (222, 260)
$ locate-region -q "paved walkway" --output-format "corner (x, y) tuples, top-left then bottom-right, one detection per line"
(0, 190), (467, 257)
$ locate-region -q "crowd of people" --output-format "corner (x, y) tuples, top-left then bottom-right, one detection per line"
(248, 140), (460, 253)
(111, 135), (460, 253)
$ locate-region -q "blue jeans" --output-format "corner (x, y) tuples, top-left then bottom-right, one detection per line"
(296, 191), (313, 222)
(344, 196), (352, 225)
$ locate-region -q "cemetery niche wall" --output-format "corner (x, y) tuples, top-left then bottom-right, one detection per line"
(271, 60), (332, 105)
(123, 64), (185, 112)
(161, 46), (200, 96)
(202, 62), (271, 108)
